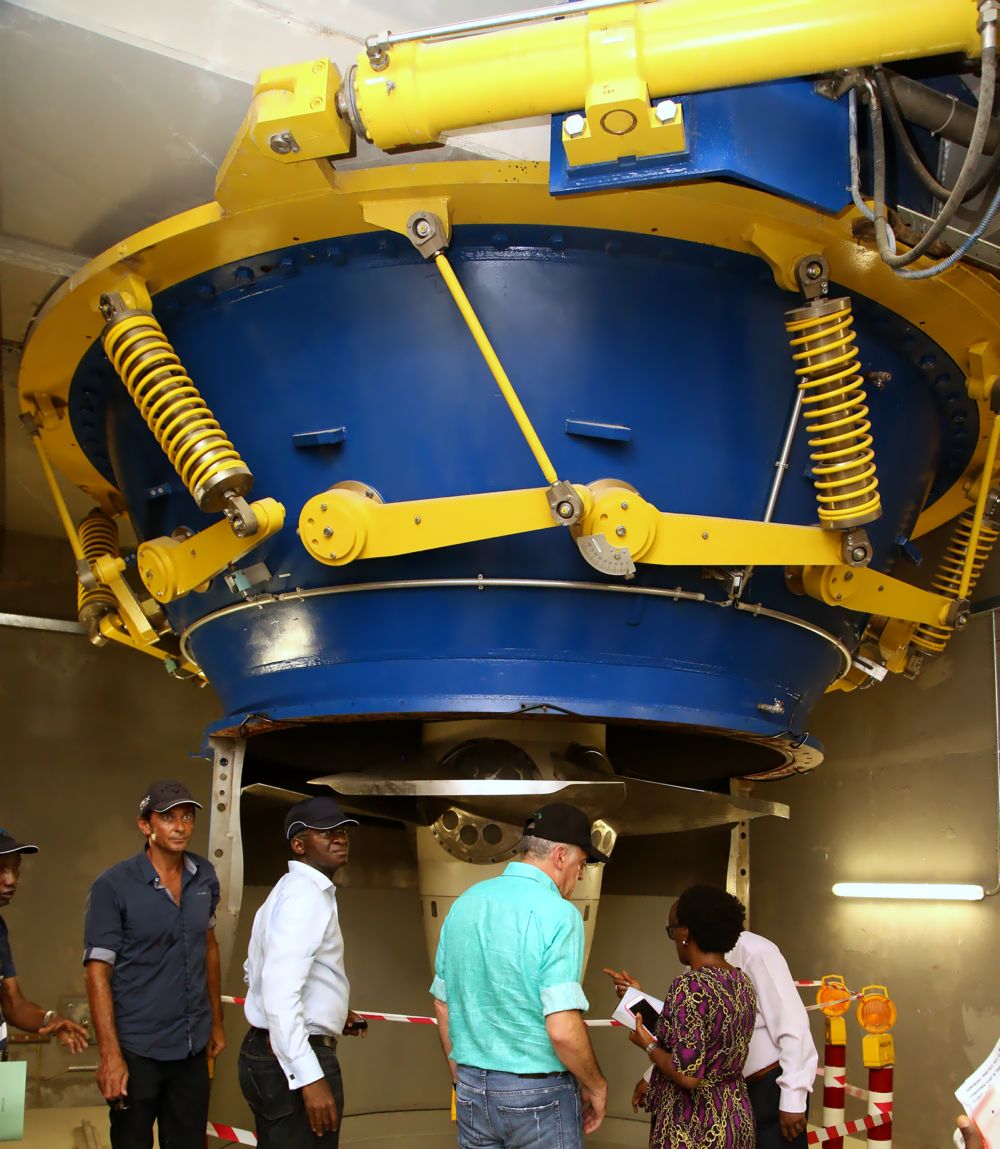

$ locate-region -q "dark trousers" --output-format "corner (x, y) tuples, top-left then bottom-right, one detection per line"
(108, 1047), (209, 1149)
(747, 1066), (809, 1149)
(238, 1027), (345, 1148)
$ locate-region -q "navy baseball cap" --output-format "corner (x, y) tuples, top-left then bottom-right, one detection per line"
(524, 803), (610, 863)
(138, 781), (203, 818)
(0, 828), (38, 856)
(285, 796), (359, 840)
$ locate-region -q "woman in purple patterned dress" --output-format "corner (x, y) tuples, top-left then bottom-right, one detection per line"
(626, 885), (757, 1149)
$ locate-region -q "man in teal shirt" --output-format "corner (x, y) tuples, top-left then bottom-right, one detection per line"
(430, 803), (609, 1148)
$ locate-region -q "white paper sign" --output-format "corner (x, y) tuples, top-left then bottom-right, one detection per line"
(955, 1035), (1000, 1149)
(611, 985), (665, 1031)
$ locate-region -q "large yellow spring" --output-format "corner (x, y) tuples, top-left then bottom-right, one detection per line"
(77, 509), (120, 628)
(912, 509), (1000, 654)
(102, 309), (253, 513)
(785, 298), (881, 529)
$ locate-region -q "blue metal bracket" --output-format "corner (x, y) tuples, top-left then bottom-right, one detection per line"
(549, 79), (851, 212)
(292, 426), (346, 448)
(565, 419), (632, 442)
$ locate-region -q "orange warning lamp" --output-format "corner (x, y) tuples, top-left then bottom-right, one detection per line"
(816, 974), (852, 1018)
(856, 985), (897, 1034)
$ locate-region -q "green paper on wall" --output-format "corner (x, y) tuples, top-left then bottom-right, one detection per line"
(0, 1060), (26, 1141)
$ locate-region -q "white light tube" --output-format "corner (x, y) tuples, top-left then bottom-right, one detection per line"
(832, 883), (985, 901)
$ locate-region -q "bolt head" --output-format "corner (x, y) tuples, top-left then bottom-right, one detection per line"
(806, 261), (824, 280)
(620, 501), (629, 510)
(269, 131), (293, 155)
(564, 114), (587, 139)
(556, 501), (575, 519)
(851, 546), (868, 563)
(413, 217), (432, 239)
(615, 525), (627, 537)
(323, 526), (334, 538)
(655, 99), (678, 124)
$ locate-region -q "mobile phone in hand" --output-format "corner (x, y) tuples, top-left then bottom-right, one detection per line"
(629, 998), (661, 1032)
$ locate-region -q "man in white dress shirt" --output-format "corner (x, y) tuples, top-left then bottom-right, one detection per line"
(727, 929), (817, 1147)
(238, 796), (368, 1146)
(606, 910), (817, 1147)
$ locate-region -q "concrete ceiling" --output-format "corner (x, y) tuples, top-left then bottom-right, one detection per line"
(0, 0), (548, 540)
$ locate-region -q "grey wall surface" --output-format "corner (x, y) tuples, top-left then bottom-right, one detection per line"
(752, 613), (1000, 1149)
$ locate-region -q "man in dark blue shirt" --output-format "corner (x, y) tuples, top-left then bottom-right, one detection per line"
(1, 828), (88, 1060)
(84, 781), (224, 1148)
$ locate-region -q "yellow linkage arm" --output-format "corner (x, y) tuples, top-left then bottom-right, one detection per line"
(138, 498), (285, 604)
(297, 479), (963, 628)
(299, 486), (581, 565)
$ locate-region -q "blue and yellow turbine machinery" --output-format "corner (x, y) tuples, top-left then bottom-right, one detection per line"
(17, 1), (1000, 915)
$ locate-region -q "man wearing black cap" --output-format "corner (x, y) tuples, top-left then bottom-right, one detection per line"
(430, 802), (609, 1149)
(83, 780), (224, 1148)
(238, 794), (367, 1146)
(0, 828), (88, 1061)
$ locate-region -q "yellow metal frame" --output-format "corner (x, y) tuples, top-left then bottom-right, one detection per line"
(20, 160), (1000, 542)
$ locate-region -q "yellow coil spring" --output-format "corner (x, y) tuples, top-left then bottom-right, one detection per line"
(786, 302), (881, 527)
(102, 312), (251, 511)
(913, 510), (1000, 654)
(77, 509), (120, 622)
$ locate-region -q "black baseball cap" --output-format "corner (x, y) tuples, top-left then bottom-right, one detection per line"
(285, 796), (359, 841)
(0, 828), (38, 856)
(524, 803), (610, 863)
(138, 781), (203, 819)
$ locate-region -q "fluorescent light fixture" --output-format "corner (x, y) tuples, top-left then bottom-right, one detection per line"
(832, 882), (985, 901)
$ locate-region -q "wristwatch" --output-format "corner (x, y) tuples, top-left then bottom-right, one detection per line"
(645, 1040), (658, 1057)
(41, 1009), (57, 1028)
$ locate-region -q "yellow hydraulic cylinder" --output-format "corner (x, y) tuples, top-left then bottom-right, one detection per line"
(351, 0), (979, 150)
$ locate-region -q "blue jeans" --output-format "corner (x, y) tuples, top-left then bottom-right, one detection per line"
(455, 1066), (583, 1149)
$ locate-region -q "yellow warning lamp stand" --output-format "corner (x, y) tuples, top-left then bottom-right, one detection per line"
(856, 985), (897, 1068)
(816, 973), (851, 1046)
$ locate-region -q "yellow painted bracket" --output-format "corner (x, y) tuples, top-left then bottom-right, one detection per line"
(743, 223), (825, 293)
(361, 197), (452, 245)
(801, 564), (963, 628)
(299, 485), (580, 566)
(97, 614), (206, 682)
(91, 553), (158, 643)
(967, 340), (1000, 404)
(216, 59), (348, 211)
(138, 497), (285, 603)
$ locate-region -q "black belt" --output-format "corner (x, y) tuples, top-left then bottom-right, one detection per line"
(512, 1071), (568, 1079)
(250, 1026), (338, 1052)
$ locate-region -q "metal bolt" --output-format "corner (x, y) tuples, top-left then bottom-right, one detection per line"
(269, 130), (299, 155)
(323, 527), (334, 538)
(564, 113), (587, 139)
(413, 217), (432, 239)
(654, 99), (678, 124)
(852, 546), (868, 563)
(805, 260), (824, 281)
(844, 571), (854, 581)
(616, 525), (627, 537)
(556, 500), (575, 519)
(620, 501), (629, 510)
(144, 570), (153, 581)
(701, 531), (710, 540)
(414, 516), (422, 525)
(320, 503), (328, 512)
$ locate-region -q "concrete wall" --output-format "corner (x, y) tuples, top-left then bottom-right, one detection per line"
(751, 611), (1000, 1148)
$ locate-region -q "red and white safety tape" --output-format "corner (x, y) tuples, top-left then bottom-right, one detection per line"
(208, 1110), (892, 1146)
(816, 1066), (870, 1102)
(208, 1121), (256, 1145)
(221, 996), (625, 1027)
(807, 1110), (891, 1144)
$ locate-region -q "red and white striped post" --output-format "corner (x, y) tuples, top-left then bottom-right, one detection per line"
(822, 1018), (848, 1149)
(857, 986), (897, 1149)
(865, 1065), (893, 1149)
